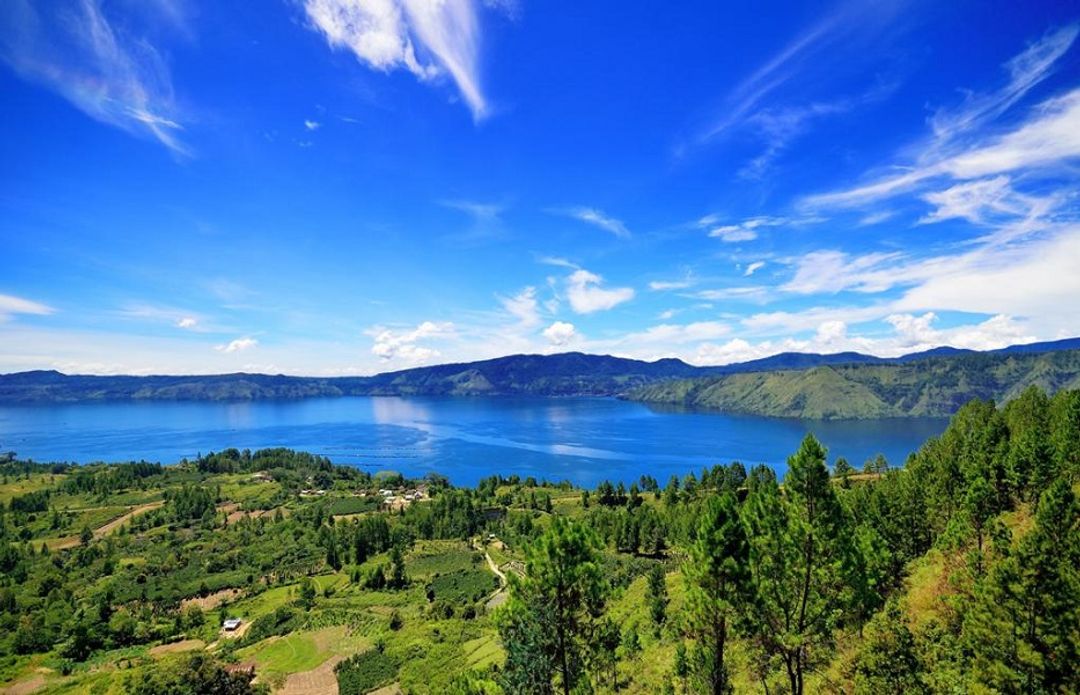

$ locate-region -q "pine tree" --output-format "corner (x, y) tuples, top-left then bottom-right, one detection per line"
(646, 562), (668, 631)
(499, 517), (606, 695)
(966, 478), (1080, 692)
(743, 434), (856, 695)
(852, 600), (922, 694)
(683, 493), (749, 695)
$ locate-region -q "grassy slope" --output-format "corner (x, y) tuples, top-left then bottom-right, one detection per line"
(630, 350), (1080, 419)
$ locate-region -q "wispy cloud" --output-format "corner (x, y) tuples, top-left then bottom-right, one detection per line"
(744, 261), (766, 277)
(0, 0), (189, 154)
(698, 215), (818, 242)
(536, 255), (580, 270)
(686, 0), (908, 166)
(738, 81), (897, 178)
(442, 199), (503, 222)
(929, 24), (1078, 142)
(304, 119), (321, 131)
(0, 294), (54, 322)
(805, 26), (1080, 223)
(304, 0), (491, 120)
(649, 279), (693, 291)
(556, 207), (631, 239)
(498, 286), (541, 328)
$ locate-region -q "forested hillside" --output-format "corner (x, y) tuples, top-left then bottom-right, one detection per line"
(4, 339), (1079, 408)
(629, 348), (1080, 419)
(1, 387), (1078, 693)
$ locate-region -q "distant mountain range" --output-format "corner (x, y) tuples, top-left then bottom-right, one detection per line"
(2, 337), (1079, 418)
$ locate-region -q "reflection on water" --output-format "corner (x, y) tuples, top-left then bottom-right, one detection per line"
(0, 396), (948, 487)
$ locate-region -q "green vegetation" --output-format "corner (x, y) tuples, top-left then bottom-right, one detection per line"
(0, 386), (1078, 693)
(6, 340), (1078, 406)
(630, 348), (1080, 418)
(335, 646), (399, 695)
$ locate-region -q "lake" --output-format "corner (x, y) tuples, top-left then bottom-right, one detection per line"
(0, 397), (947, 487)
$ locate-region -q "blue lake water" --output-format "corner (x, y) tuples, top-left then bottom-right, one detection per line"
(0, 397), (947, 487)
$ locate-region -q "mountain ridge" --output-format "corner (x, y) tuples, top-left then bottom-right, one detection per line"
(2, 338), (1080, 410)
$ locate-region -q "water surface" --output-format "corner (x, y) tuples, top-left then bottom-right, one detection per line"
(0, 397), (947, 487)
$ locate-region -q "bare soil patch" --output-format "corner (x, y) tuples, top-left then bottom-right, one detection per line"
(0, 674), (46, 695)
(95, 502), (164, 538)
(182, 588), (244, 611)
(149, 639), (205, 656)
(366, 684), (402, 695)
(276, 655), (345, 695)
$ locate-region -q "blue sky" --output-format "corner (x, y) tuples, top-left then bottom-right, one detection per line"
(1, 0), (1079, 375)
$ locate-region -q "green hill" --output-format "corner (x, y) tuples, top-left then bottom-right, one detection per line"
(627, 349), (1080, 418)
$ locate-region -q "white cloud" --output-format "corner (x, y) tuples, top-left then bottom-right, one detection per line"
(885, 312), (938, 346)
(700, 215), (817, 242)
(368, 320), (453, 364)
(177, 317), (198, 329)
(696, 0), (903, 145)
(0, 0), (188, 153)
(916, 176), (1058, 230)
(781, 250), (904, 294)
(0, 294), (54, 322)
(565, 269), (634, 314)
(695, 287), (769, 301)
(744, 261), (766, 277)
(304, 0), (490, 119)
(561, 207), (631, 239)
(858, 210), (895, 226)
(929, 24), (1078, 142)
(499, 287), (540, 328)
(623, 321), (731, 345)
(649, 279), (693, 291)
(805, 28), (1080, 215)
(537, 255), (579, 270)
(441, 199), (505, 240)
(895, 224), (1080, 321)
(442, 199), (502, 221)
(542, 321), (577, 346)
(815, 319), (848, 346)
(216, 337), (258, 353)
(304, 119), (321, 130)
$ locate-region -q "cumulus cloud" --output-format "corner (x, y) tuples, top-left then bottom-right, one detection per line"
(304, 119), (321, 130)
(815, 319), (848, 346)
(304, 0), (490, 119)
(565, 269), (634, 314)
(177, 317), (198, 329)
(0, 294), (54, 322)
(886, 312), (939, 346)
(542, 321), (577, 346)
(216, 337), (258, 353)
(368, 320), (453, 364)
(0, 0), (188, 153)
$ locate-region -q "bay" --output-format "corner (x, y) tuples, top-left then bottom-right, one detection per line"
(0, 396), (946, 487)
